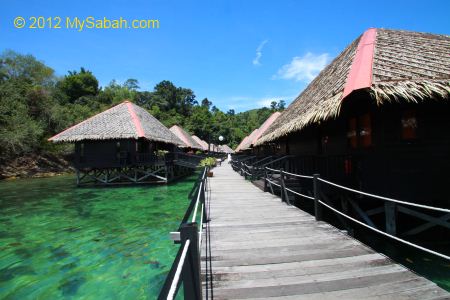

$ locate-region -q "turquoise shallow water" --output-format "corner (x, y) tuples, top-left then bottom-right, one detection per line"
(0, 174), (196, 299)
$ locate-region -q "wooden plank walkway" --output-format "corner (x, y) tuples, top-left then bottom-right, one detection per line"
(202, 163), (449, 299)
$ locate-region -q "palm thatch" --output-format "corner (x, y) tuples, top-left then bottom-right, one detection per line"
(235, 136), (249, 152)
(49, 100), (184, 146)
(256, 28), (450, 146)
(219, 144), (234, 153)
(242, 112), (281, 150)
(169, 125), (202, 150)
(192, 135), (209, 151)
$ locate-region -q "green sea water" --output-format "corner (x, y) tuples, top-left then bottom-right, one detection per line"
(0, 174), (197, 299)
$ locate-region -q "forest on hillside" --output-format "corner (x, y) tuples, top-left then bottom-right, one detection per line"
(0, 50), (285, 164)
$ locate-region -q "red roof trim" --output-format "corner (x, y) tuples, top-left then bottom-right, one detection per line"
(342, 28), (377, 100)
(171, 125), (191, 147)
(126, 102), (145, 138)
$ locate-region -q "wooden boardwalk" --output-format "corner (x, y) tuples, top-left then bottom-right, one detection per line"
(202, 163), (449, 299)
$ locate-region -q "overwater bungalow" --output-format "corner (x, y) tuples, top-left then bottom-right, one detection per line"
(169, 125), (203, 152)
(234, 136), (249, 153)
(254, 28), (450, 208)
(49, 100), (186, 185)
(192, 135), (209, 152)
(219, 144), (234, 154)
(238, 112), (281, 155)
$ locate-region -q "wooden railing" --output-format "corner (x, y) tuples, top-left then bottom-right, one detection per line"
(158, 168), (213, 299)
(261, 166), (450, 261)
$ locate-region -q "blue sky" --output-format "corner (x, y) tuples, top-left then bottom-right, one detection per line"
(1, 0), (449, 112)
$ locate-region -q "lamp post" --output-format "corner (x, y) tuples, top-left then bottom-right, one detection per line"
(218, 136), (224, 153)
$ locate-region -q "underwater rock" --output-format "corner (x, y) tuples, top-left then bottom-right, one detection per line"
(60, 261), (78, 272)
(144, 260), (160, 269)
(62, 227), (81, 233)
(153, 196), (164, 202)
(8, 242), (22, 247)
(50, 246), (70, 260)
(14, 248), (33, 259)
(0, 265), (35, 282)
(59, 276), (86, 296)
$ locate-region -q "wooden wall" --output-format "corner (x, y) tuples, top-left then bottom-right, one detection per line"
(281, 92), (450, 207)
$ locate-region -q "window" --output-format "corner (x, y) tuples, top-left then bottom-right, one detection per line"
(401, 110), (417, 140)
(347, 118), (357, 148)
(348, 113), (372, 148)
(80, 143), (85, 157)
(359, 113), (372, 147)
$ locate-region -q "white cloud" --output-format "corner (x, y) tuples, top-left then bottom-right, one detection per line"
(274, 52), (330, 82)
(252, 40), (268, 66)
(223, 95), (296, 112)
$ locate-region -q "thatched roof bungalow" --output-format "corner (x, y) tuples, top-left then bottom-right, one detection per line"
(234, 112), (282, 153)
(219, 145), (234, 154)
(169, 125), (203, 151)
(241, 112), (281, 152)
(49, 100), (183, 169)
(257, 29), (449, 146)
(234, 136), (249, 152)
(255, 28), (450, 206)
(192, 135), (209, 151)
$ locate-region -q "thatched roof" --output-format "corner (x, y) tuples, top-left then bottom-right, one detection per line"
(256, 28), (450, 145)
(239, 129), (260, 151)
(169, 125), (202, 150)
(192, 135), (209, 151)
(235, 136), (249, 152)
(219, 145), (234, 153)
(49, 101), (184, 145)
(241, 112), (281, 150)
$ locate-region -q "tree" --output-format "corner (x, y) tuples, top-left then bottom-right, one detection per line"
(123, 78), (140, 91)
(226, 109), (235, 116)
(270, 101), (277, 111)
(201, 98), (212, 109)
(277, 100), (286, 110)
(57, 67), (99, 104)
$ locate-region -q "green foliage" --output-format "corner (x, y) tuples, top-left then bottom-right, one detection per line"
(0, 50), (285, 161)
(155, 150), (169, 157)
(57, 67), (99, 104)
(199, 157), (216, 167)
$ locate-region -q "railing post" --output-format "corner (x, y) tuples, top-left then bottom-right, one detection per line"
(263, 167), (268, 192)
(280, 169), (286, 203)
(281, 170), (291, 206)
(180, 223), (201, 300)
(385, 202), (397, 236)
(313, 174), (322, 221)
(202, 171), (209, 223)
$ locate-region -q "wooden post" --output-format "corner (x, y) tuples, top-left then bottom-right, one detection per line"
(340, 196), (354, 236)
(280, 169), (286, 203)
(313, 174), (322, 221)
(180, 223), (201, 300)
(76, 169), (80, 186)
(385, 202), (397, 235)
(263, 168), (268, 192)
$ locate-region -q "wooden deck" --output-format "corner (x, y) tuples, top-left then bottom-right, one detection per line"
(202, 163), (449, 299)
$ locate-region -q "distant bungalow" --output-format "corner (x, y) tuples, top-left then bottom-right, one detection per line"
(247, 28), (449, 208)
(49, 100), (189, 185)
(234, 112), (281, 153)
(192, 135), (209, 151)
(219, 144), (234, 154)
(169, 125), (203, 152)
